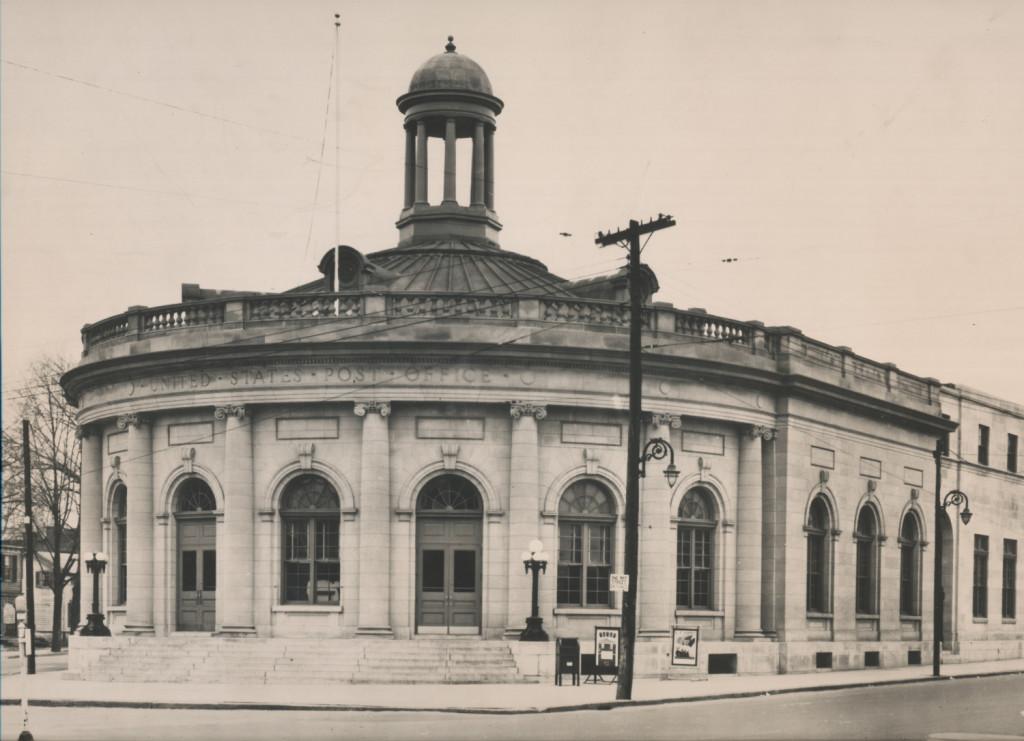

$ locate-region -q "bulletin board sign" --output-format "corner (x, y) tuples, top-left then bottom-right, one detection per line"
(594, 627), (620, 669)
(671, 626), (700, 667)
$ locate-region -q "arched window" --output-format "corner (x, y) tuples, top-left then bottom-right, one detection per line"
(557, 480), (616, 607)
(806, 496), (832, 613)
(855, 505), (880, 615)
(176, 478), (216, 513)
(416, 475), (482, 512)
(676, 488), (716, 609)
(280, 475), (340, 605)
(112, 483), (127, 605)
(899, 512), (922, 616)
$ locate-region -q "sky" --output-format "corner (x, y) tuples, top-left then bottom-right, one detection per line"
(3, 0), (1023, 407)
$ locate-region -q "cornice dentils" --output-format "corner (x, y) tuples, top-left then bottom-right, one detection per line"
(117, 413), (148, 429)
(214, 404), (246, 421)
(354, 401), (391, 417)
(509, 401), (547, 420)
(748, 425), (777, 441)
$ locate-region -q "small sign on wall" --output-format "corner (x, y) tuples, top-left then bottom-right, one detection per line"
(671, 626), (700, 667)
(609, 574), (629, 592)
(595, 627), (620, 669)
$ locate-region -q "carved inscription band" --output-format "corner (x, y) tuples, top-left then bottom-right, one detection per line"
(354, 401), (391, 417)
(509, 401), (547, 420)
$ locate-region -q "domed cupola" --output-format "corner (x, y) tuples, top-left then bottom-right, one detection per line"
(395, 37), (504, 246)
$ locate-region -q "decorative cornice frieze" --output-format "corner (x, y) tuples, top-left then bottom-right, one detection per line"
(116, 413), (148, 430)
(354, 401), (391, 417)
(509, 401), (547, 420)
(214, 404), (246, 420)
(748, 425), (777, 441)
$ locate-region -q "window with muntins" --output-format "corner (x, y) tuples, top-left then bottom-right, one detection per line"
(806, 496), (831, 613)
(676, 488), (716, 609)
(1009, 434), (1019, 473)
(974, 534), (989, 618)
(557, 480), (615, 607)
(176, 478), (217, 513)
(1004, 539), (1017, 620)
(280, 475), (340, 605)
(2, 555), (16, 583)
(855, 506), (880, 615)
(978, 425), (990, 466)
(113, 483), (127, 605)
(899, 512), (922, 617)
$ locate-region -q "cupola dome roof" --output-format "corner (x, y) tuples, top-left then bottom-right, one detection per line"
(407, 36), (493, 96)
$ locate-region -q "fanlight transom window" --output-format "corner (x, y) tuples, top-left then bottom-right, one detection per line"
(177, 478), (217, 513)
(558, 480), (614, 517)
(417, 475), (482, 512)
(281, 474), (341, 511)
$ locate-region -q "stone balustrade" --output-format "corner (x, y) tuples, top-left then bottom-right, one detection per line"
(78, 291), (940, 406)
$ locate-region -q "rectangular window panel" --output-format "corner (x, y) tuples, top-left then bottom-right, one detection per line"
(181, 550), (197, 592)
(284, 562), (310, 602)
(974, 535), (989, 618)
(202, 550), (216, 591)
(676, 567), (691, 608)
(1004, 539), (1017, 620)
(900, 543), (919, 616)
(585, 565), (610, 606)
(693, 566), (711, 608)
(978, 425), (990, 466)
(807, 533), (826, 612)
(589, 525), (611, 565)
(559, 524), (582, 564)
(314, 561), (340, 604)
(286, 521), (309, 561)
(679, 529), (692, 569)
(557, 564), (582, 606)
(118, 523), (127, 604)
(453, 550), (476, 593)
(422, 549), (444, 592)
(856, 539), (875, 614)
(315, 520), (339, 561)
(1009, 434), (1019, 473)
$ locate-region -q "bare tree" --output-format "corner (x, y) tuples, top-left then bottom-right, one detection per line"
(1, 356), (81, 650)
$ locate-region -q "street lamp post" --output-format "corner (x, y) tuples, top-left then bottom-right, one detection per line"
(79, 552), (111, 637)
(520, 540), (550, 641)
(933, 443), (972, 677)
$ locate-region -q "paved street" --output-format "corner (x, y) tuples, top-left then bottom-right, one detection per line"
(0, 649), (67, 677)
(3, 673), (1022, 741)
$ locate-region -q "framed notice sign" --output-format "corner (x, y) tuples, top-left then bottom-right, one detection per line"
(671, 626), (700, 667)
(594, 627), (620, 669)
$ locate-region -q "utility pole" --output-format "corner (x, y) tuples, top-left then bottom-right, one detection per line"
(596, 214), (675, 700)
(22, 419), (36, 675)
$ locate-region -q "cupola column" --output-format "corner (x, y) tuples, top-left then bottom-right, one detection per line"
(471, 122), (485, 206)
(443, 118), (457, 204)
(484, 127), (495, 210)
(404, 126), (416, 209)
(415, 120), (429, 205)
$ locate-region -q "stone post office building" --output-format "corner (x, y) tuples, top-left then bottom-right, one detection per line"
(62, 39), (1023, 682)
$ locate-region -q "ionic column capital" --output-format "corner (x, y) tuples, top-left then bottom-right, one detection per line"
(747, 425), (777, 441)
(509, 401), (547, 420)
(117, 413), (149, 430)
(214, 404), (247, 421)
(76, 423), (97, 439)
(645, 412), (681, 429)
(354, 401), (391, 417)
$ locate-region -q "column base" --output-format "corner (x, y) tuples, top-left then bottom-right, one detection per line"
(79, 613), (111, 637)
(356, 626), (394, 637)
(122, 624), (155, 635)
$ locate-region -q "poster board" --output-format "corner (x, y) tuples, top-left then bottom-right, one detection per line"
(671, 626), (699, 667)
(594, 627), (620, 669)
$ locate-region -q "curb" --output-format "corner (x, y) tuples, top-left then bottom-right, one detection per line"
(1, 669), (1020, 715)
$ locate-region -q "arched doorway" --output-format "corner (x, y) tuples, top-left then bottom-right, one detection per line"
(175, 478), (217, 631)
(415, 475), (483, 634)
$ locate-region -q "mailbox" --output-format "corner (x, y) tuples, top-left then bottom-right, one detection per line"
(555, 637), (580, 686)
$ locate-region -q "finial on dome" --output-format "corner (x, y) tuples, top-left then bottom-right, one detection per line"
(445, 36), (456, 53)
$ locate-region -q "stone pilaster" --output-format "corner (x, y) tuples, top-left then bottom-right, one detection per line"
(216, 404), (255, 634)
(735, 425), (774, 637)
(639, 414), (679, 637)
(120, 413), (154, 634)
(355, 401), (392, 635)
(505, 401), (546, 636)
(78, 426), (103, 629)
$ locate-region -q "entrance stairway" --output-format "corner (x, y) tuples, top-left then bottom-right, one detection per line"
(66, 637), (528, 684)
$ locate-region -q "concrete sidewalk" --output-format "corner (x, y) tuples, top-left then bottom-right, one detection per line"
(1, 659), (1022, 714)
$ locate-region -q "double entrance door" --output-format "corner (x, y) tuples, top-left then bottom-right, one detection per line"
(177, 517), (216, 631)
(416, 516), (481, 634)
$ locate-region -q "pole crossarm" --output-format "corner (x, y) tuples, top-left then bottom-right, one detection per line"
(595, 214), (676, 247)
